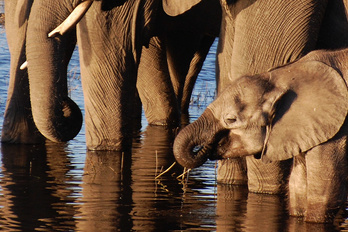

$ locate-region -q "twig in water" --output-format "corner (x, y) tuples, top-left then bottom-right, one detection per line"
(176, 167), (191, 180)
(155, 150), (158, 177)
(155, 162), (176, 179)
(121, 152), (124, 172)
(180, 168), (191, 194)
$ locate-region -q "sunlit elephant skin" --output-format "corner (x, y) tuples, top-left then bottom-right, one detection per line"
(2, 0), (221, 150)
(214, 0), (348, 192)
(174, 49), (348, 223)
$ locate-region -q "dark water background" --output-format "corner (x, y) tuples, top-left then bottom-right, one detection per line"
(1, 2), (348, 231)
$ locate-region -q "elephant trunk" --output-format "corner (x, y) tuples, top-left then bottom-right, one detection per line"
(173, 108), (224, 169)
(26, 1), (82, 142)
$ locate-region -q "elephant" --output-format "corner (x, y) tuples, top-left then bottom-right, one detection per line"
(210, 0), (348, 193)
(1, 0), (221, 150)
(173, 48), (348, 223)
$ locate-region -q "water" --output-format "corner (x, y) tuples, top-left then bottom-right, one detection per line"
(0, 8), (348, 232)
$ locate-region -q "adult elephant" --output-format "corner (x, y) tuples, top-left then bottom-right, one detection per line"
(1, 0), (221, 150)
(209, 0), (348, 193)
(173, 48), (348, 222)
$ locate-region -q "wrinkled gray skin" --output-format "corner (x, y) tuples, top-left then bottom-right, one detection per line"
(1, 0), (45, 144)
(210, 0), (348, 193)
(174, 49), (348, 223)
(1, 0), (221, 150)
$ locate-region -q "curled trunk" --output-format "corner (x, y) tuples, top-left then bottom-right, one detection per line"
(26, 0), (82, 142)
(173, 108), (224, 169)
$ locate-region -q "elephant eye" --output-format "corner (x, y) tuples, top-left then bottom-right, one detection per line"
(223, 113), (240, 128)
(225, 117), (237, 126)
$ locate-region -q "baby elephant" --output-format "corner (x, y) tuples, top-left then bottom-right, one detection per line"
(173, 49), (348, 223)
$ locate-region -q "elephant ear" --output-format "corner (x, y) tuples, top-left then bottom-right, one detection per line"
(162, 0), (201, 16)
(263, 61), (348, 161)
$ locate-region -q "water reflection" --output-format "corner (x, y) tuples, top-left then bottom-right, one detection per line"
(216, 184), (347, 232)
(76, 150), (132, 231)
(0, 142), (78, 231)
(0, 114), (347, 231)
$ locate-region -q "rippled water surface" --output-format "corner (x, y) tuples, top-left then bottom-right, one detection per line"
(1, 3), (348, 231)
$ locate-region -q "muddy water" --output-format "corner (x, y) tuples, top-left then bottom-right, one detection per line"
(0, 7), (348, 231)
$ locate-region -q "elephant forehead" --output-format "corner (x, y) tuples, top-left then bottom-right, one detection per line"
(209, 78), (266, 117)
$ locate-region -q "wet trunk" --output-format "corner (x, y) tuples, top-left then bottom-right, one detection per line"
(173, 108), (223, 169)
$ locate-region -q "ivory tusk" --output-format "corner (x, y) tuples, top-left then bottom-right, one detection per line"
(48, 1), (94, 38)
(20, 61), (28, 70)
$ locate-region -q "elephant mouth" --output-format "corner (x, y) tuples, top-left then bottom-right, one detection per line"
(207, 129), (231, 160)
(253, 152), (262, 159)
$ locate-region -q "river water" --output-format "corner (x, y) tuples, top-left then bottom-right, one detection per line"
(0, 3), (348, 231)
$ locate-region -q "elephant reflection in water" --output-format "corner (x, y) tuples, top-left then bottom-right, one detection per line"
(215, 185), (346, 232)
(0, 143), (78, 231)
(0, 127), (182, 231)
(75, 150), (133, 231)
(76, 126), (183, 231)
(1, 133), (345, 230)
(216, 185), (287, 231)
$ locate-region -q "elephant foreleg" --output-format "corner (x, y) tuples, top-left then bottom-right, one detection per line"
(180, 35), (216, 124)
(288, 154), (307, 217)
(217, 158), (248, 185)
(77, 1), (140, 150)
(304, 135), (348, 223)
(137, 36), (180, 127)
(166, 32), (216, 125)
(1, 0), (44, 144)
(246, 156), (292, 194)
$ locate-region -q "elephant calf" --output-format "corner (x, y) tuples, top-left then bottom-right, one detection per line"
(173, 48), (348, 223)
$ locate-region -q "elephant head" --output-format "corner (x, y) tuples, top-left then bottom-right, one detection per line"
(173, 60), (348, 168)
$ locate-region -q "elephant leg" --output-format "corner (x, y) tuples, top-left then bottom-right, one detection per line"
(288, 154), (307, 217)
(217, 155), (289, 193)
(137, 36), (180, 127)
(180, 35), (216, 124)
(138, 33), (215, 127)
(217, 158), (247, 185)
(77, 2), (140, 150)
(246, 156), (291, 194)
(304, 135), (348, 223)
(1, 0), (44, 144)
(131, 91), (143, 133)
(166, 32), (214, 124)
